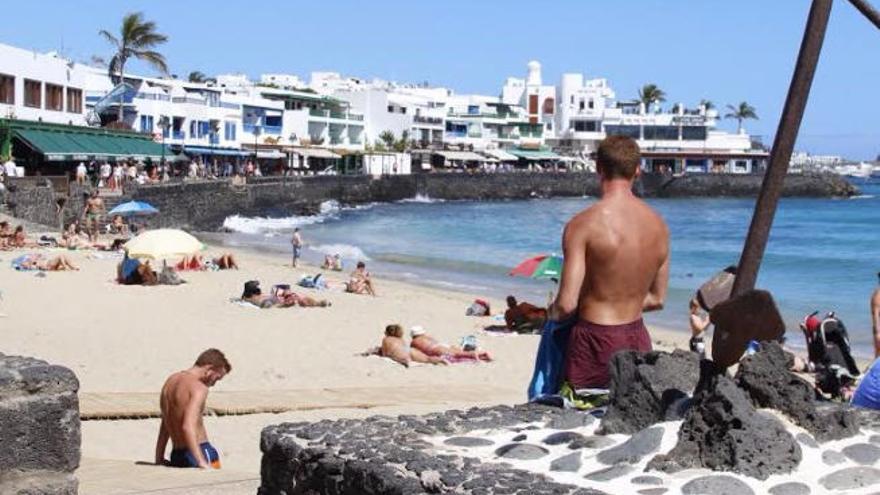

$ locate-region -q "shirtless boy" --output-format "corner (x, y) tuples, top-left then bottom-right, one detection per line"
(551, 136), (669, 390)
(155, 349), (231, 468)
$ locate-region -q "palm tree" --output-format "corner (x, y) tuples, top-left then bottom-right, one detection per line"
(725, 102), (758, 133)
(188, 71), (207, 83)
(379, 130), (396, 149)
(638, 84), (666, 112)
(699, 99), (715, 111)
(393, 130), (410, 152)
(99, 12), (169, 123)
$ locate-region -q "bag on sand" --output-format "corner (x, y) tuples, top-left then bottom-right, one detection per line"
(158, 266), (183, 285)
(527, 318), (574, 401)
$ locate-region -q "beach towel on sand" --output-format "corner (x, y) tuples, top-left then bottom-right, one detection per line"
(527, 318), (574, 401)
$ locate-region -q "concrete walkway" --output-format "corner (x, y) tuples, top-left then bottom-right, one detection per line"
(77, 458), (259, 495)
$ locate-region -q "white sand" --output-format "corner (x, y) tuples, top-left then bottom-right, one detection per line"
(0, 243), (694, 478)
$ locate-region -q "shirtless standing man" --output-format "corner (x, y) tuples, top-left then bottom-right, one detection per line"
(551, 136), (669, 390)
(155, 349), (231, 468)
(82, 191), (105, 243)
(871, 272), (880, 358)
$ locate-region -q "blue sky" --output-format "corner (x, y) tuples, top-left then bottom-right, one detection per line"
(5, 1), (879, 159)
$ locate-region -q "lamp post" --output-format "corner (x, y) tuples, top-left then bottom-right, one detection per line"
(157, 116), (170, 168)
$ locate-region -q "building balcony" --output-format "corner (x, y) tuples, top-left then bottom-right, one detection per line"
(414, 115), (444, 125)
(263, 125), (282, 135)
(171, 96), (208, 105)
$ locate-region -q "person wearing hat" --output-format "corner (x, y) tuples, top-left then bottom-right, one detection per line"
(410, 326), (492, 362)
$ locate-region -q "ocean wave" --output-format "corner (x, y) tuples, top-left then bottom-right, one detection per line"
(398, 193), (444, 204)
(222, 200), (378, 234)
(373, 252), (510, 276)
(849, 194), (875, 200)
(309, 243), (371, 261)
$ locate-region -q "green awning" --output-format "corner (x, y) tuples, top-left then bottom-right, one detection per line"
(507, 149), (563, 161)
(15, 127), (169, 162)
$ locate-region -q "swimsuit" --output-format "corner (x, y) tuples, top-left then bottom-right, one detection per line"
(168, 442), (221, 468)
(564, 318), (652, 389)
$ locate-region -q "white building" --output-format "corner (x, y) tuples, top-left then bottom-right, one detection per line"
(0, 43), (88, 125)
(501, 61), (767, 174)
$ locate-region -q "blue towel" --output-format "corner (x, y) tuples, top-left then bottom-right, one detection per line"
(853, 358), (880, 410)
(527, 318), (575, 401)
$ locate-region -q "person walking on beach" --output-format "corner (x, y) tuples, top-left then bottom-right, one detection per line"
(871, 272), (880, 358)
(82, 190), (105, 242)
(551, 135), (669, 390)
(155, 349), (231, 469)
(290, 228), (303, 267)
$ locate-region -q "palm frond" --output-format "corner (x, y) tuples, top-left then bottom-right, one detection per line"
(98, 29), (120, 48)
(133, 50), (169, 75)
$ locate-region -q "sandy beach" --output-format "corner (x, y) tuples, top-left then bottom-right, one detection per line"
(0, 235), (694, 483)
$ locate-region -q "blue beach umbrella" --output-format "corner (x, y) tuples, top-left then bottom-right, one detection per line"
(108, 201), (159, 217)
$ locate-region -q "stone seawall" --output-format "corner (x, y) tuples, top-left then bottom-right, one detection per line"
(0, 354), (81, 494)
(3, 172), (856, 231)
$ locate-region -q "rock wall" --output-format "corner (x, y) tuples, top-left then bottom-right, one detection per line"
(0, 353), (81, 494)
(2, 172), (856, 231)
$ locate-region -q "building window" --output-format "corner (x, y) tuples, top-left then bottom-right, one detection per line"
(528, 95), (538, 114)
(570, 95), (574, 104)
(467, 105), (479, 115)
(579, 99), (585, 110)
(24, 79), (41, 108)
(139, 115), (154, 132)
(571, 120), (598, 132)
(66, 88), (82, 113)
(224, 121), (236, 141)
(643, 125), (679, 140)
(682, 126), (707, 140)
(604, 125), (640, 139)
(734, 160), (748, 171)
(45, 83), (63, 111)
(542, 98), (554, 114)
(387, 105), (394, 113)
(588, 99), (594, 110)
(0, 74), (13, 104)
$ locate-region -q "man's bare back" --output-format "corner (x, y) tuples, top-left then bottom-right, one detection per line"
(155, 349), (229, 469)
(159, 371), (209, 450)
(551, 136), (670, 390)
(558, 191), (669, 324)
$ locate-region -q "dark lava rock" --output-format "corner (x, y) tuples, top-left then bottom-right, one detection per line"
(597, 426), (664, 465)
(680, 475), (755, 495)
(494, 443), (549, 460)
(734, 341), (857, 442)
(843, 443), (880, 465)
(768, 481), (811, 495)
(600, 350), (699, 434)
(543, 431), (586, 446)
(819, 466), (880, 490)
(795, 433), (818, 448)
(631, 475), (664, 485)
(549, 451), (582, 472)
(546, 410), (596, 430)
(637, 489), (668, 495)
(511, 434), (527, 442)
(444, 436), (494, 447)
(822, 449), (847, 466)
(647, 362), (801, 480)
(569, 435), (616, 450)
(583, 463), (635, 481)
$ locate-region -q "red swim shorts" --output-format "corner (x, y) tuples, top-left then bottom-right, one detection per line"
(564, 318), (652, 389)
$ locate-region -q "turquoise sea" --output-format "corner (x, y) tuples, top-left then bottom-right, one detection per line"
(216, 183), (880, 357)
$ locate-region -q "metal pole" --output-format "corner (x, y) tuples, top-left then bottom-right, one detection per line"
(848, 0), (880, 29)
(730, 0), (834, 297)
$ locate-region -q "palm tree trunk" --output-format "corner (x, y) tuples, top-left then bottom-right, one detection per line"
(116, 61), (125, 124)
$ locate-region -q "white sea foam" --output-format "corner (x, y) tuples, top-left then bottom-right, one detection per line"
(849, 194), (875, 200)
(398, 193), (444, 204)
(309, 243), (370, 261)
(222, 200), (376, 235)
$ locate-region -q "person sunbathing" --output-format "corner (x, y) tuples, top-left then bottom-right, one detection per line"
(0, 221), (12, 248)
(240, 280), (329, 308)
(379, 324), (446, 367)
(322, 254), (343, 271)
(60, 229), (91, 249)
(176, 254), (205, 271)
(345, 261), (376, 296)
(410, 326), (493, 362)
(212, 253), (238, 270)
(504, 296), (547, 332)
(20, 253), (79, 271)
(11, 226), (35, 249)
